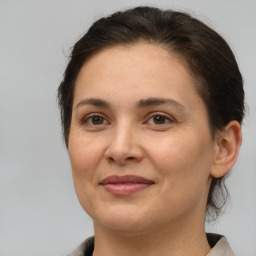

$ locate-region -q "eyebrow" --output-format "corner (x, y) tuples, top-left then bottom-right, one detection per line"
(75, 98), (111, 109)
(75, 97), (185, 110)
(137, 97), (185, 109)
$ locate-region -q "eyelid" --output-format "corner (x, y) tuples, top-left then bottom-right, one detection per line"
(144, 112), (175, 124)
(81, 112), (110, 125)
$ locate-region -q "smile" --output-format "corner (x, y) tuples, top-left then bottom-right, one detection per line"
(99, 175), (155, 196)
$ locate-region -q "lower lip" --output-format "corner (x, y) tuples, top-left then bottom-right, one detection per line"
(101, 183), (153, 196)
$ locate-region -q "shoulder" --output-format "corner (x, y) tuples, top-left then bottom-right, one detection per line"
(68, 237), (94, 256)
(68, 234), (235, 256)
(207, 233), (235, 256)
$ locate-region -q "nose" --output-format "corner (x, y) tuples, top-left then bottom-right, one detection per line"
(104, 123), (144, 165)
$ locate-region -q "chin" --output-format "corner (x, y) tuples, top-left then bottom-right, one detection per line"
(91, 203), (156, 234)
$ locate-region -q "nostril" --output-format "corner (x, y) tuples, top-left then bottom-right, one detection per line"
(107, 155), (136, 164)
(104, 144), (144, 164)
(108, 157), (115, 162)
(126, 156), (136, 161)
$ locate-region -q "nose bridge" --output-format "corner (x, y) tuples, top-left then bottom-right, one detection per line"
(105, 118), (143, 164)
(111, 119), (135, 154)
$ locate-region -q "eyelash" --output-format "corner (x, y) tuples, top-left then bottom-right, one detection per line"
(81, 113), (110, 126)
(145, 112), (174, 125)
(81, 112), (175, 128)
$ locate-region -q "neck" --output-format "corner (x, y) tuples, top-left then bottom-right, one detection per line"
(92, 216), (211, 256)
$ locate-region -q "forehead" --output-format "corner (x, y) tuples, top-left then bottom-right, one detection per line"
(74, 43), (204, 110)
(79, 43), (192, 78)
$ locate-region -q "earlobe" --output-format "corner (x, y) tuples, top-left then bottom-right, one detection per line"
(210, 121), (242, 178)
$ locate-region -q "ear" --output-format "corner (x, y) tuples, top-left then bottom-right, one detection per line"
(210, 121), (242, 178)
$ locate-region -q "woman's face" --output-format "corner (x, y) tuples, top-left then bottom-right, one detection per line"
(68, 43), (217, 234)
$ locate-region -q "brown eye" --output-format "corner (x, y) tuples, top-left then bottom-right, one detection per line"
(91, 116), (104, 125)
(83, 114), (108, 126)
(146, 113), (173, 125)
(153, 115), (167, 124)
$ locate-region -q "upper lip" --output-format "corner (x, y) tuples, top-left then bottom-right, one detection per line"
(99, 175), (154, 185)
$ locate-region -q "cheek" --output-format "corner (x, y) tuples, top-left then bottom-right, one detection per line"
(68, 134), (103, 215)
(147, 135), (214, 217)
(68, 133), (106, 199)
(69, 132), (102, 172)
(148, 132), (213, 186)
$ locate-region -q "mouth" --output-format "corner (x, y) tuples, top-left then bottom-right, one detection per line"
(99, 175), (155, 196)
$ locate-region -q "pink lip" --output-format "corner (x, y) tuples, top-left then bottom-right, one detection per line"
(99, 175), (154, 196)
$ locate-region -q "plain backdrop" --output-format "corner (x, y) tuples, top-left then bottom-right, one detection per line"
(0, 0), (255, 255)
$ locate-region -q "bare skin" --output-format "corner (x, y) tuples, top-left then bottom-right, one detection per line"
(68, 43), (242, 256)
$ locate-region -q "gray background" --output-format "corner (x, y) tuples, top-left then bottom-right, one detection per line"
(0, 0), (255, 255)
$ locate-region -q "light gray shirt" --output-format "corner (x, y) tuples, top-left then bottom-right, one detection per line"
(69, 233), (235, 256)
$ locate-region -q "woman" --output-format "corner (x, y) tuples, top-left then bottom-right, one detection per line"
(58, 6), (244, 256)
